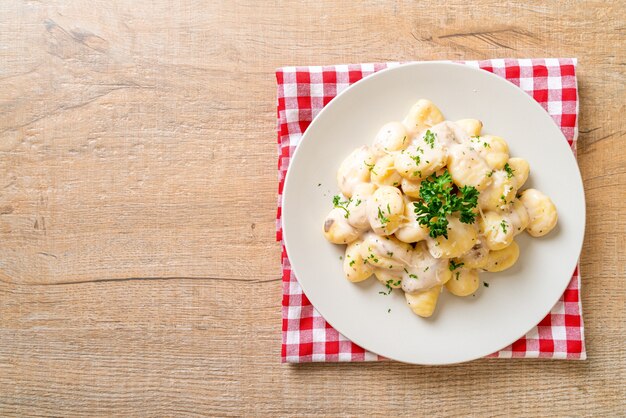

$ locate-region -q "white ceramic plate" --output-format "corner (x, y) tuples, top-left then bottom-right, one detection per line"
(282, 62), (585, 365)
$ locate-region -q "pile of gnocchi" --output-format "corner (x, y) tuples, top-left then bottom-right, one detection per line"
(322, 99), (558, 318)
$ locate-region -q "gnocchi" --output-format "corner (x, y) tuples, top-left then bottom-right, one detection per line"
(519, 189), (558, 237)
(446, 268), (480, 296)
(323, 100), (558, 317)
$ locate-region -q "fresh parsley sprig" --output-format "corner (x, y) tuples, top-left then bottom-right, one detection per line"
(412, 170), (479, 239)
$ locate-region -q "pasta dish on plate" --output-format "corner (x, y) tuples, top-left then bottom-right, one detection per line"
(322, 99), (558, 317)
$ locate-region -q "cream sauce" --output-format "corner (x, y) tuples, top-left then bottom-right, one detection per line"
(401, 244), (450, 293)
(346, 183), (377, 230)
(336, 146), (375, 198)
(447, 142), (492, 191)
(322, 208), (360, 244)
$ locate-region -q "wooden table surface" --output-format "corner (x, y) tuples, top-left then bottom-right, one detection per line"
(1, 1), (625, 416)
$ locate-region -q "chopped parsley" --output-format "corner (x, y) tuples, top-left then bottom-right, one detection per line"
(483, 141), (490, 148)
(349, 260), (355, 267)
(355, 199), (362, 206)
(402, 135), (407, 144)
(364, 161), (377, 175)
(368, 253), (379, 263)
(424, 130), (436, 148)
(386, 251), (394, 257)
(504, 162), (515, 179)
(455, 271), (460, 280)
(410, 154), (421, 166)
(449, 260), (465, 271)
(500, 219), (508, 234)
(483, 282), (490, 287)
(424, 266), (429, 272)
(388, 308), (391, 313)
(332, 195), (351, 218)
(409, 273), (418, 279)
(382, 280), (394, 294)
(413, 170), (422, 178)
(500, 195), (507, 204)
(413, 170), (479, 238)
(486, 170), (494, 177)
(377, 206), (390, 225)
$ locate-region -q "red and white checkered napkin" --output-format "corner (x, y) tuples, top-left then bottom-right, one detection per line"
(276, 59), (585, 362)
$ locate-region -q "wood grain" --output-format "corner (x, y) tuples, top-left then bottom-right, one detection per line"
(1, 0), (625, 416)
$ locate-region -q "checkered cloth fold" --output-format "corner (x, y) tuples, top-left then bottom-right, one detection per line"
(276, 59), (585, 363)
